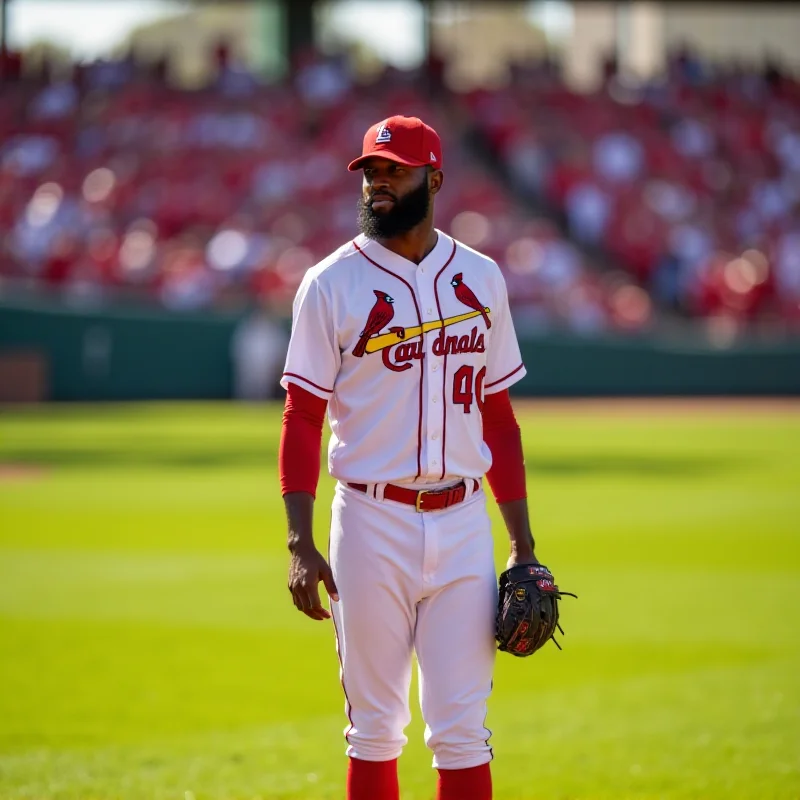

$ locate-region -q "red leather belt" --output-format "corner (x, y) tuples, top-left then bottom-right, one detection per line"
(347, 479), (479, 512)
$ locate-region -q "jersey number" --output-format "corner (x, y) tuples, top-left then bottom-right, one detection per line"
(453, 365), (486, 414)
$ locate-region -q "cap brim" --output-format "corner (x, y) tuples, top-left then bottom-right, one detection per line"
(347, 151), (430, 172)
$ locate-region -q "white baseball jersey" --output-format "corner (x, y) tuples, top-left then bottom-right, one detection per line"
(281, 230), (527, 485)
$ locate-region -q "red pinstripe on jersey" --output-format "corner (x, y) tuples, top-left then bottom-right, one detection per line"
(432, 240), (458, 480)
(353, 240), (425, 480)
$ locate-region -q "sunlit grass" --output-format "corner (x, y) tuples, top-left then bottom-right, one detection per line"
(0, 402), (798, 799)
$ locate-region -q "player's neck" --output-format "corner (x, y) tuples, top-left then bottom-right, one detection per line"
(375, 221), (438, 265)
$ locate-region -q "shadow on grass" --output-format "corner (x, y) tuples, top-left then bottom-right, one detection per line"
(0, 447), (273, 469)
(526, 455), (745, 476)
(0, 447), (747, 476)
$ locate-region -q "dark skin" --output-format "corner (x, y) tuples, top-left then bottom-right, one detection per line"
(286, 157), (539, 621)
(363, 157), (442, 263)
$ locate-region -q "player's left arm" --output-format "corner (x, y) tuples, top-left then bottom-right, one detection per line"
(482, 264), (538, 568)
(482, 390), (539, 569)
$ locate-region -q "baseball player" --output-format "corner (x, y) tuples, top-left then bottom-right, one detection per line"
(280, 115), (545, 800)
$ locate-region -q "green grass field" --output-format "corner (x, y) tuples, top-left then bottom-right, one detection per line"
(0, 401), (798, 800)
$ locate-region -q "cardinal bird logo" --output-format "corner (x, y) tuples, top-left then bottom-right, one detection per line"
(352, 290), (406, 357)
(451, 273), (491, 329)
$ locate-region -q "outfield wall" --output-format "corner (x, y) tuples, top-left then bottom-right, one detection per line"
(1, 297), (799, 400)
(0, 297), (237, 401)
(513, 332), (800, 397)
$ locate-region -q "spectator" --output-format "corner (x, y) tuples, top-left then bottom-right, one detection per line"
(593, 130), (645, 184)
(564, 181), (613, 246)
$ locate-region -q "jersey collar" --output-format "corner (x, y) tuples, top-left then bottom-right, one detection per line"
(355, 229), (454, 275)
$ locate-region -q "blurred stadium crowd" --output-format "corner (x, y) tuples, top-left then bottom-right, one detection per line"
(1, 44), (799, 335)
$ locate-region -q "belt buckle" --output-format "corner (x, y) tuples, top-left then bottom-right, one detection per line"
(415, 482), (465, 512)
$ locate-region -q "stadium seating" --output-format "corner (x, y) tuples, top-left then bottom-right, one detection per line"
(466, 52), (800, 330)
(1, 51), (798, 334)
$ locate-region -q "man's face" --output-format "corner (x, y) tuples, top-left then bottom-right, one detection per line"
(357, 158), (433, 239)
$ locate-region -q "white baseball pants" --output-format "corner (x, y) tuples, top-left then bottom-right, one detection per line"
(329, 481), (497, 770)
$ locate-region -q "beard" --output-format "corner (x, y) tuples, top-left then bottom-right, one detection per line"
(357, 177), (431, 240)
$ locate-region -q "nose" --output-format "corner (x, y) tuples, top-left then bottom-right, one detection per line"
(368, 175), (393, 197)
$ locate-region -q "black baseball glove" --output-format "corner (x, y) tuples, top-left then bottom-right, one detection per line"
(495, 563), (576, 657)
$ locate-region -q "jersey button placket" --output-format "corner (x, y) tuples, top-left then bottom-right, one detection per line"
(427, 374), (444, 476)
(417, 269), (441, 478)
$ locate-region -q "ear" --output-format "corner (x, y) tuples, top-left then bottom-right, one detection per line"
(428, 168), (444, 196)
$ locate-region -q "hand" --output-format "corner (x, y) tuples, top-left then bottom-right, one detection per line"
(506, 548), (540, 571)
(288, 545), (339, 621)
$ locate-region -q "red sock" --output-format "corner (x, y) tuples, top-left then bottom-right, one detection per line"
(437, 763), (492, 800)
(347, 757), (399, 800)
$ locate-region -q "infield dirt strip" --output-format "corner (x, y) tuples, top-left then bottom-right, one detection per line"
(0, 464), (49, 483)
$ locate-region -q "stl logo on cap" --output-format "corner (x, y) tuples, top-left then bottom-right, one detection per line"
(375, 123), (392, 143)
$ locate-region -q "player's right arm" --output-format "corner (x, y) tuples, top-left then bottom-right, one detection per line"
(284, 495), (338, 621)
(281, 384), (338, 620)
(279, 271), (341, 621)
(285, 493), (333, 618)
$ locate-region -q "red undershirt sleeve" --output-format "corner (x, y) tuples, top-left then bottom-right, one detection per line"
(481, 389), (527, 504)
(279, 381), (328, 498)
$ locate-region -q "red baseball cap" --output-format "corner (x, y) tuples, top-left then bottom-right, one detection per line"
(347, 115), (443, 172)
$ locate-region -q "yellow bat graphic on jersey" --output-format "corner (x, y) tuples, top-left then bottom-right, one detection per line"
(364, 308), (491, 354)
